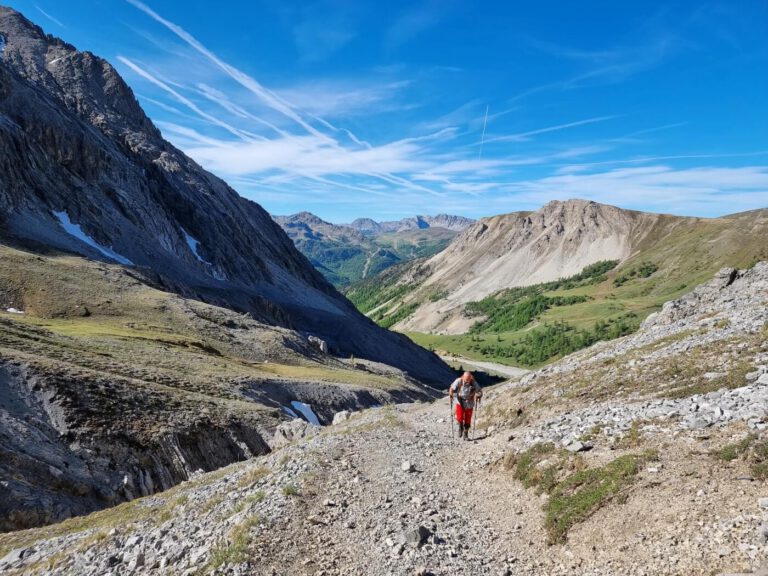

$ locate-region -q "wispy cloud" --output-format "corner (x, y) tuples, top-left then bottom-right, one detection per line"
(34, 5), (64, 27)
(125, 0), (331, 141)
(117, 0), (767, 221)
(502, 165), (768, 216)
(277, 80), (412, 118)
(117, 56), (257, 141)
(484, 116), (617, 144)
(384, 1), (448, 51)
(509, 34), (681, 105)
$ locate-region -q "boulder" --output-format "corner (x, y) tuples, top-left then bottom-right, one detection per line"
(272, 419), (318, 449)
(332, 411), (351, 425)
(308, 336), (329, 354)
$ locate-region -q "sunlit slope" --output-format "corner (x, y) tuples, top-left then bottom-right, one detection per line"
(348, 204), (768, 367)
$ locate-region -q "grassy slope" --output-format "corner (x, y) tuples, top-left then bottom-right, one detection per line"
(376, 211), (768, 368)
(0, 246), (423, 439)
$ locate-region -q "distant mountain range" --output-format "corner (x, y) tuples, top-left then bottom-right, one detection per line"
(273, 212), (474, 286)
(347, 214), (474, 235)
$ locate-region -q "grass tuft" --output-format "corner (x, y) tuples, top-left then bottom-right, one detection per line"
(282, 483), (300, 497)
(544, 452), (654, 544)
(237, 466), (269, 489)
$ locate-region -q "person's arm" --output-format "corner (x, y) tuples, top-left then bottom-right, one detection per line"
(448, 379), (457, 399)
(474, 381), (483, 399)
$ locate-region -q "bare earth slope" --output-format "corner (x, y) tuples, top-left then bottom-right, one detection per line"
(355, 199), (768, 334)
(2, 264), (766, 575)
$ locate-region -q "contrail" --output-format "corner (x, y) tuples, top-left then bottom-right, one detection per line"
(478, 104), (489, 160)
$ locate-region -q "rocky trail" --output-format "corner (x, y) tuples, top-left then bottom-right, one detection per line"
(3, 384), (767, 576)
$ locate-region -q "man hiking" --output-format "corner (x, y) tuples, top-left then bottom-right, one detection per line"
(449, 371), (482, 440)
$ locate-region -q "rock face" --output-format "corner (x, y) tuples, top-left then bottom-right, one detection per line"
(0, 361), (270, 532)
(0, 7), (451, 385)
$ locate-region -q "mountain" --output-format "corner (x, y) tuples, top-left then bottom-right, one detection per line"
(3, 262), (767, 574)
(0, 6), (451, 381)
(0, 6), (454, 530)
(273, 212), (468, 286)
(348, 214), (474, 235)
(346, 199), (768, 364)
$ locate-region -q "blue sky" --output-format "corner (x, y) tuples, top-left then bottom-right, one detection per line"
(7, 0), (768, 222)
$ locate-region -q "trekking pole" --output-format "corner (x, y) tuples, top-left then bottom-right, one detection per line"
(473, 397), (480, 440)
(450, 397), (454, 439)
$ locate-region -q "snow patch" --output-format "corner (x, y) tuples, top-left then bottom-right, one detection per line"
(290, 401), (321, 426)
(5, 308), (24, 314)
(281, 406), (299, 419)
(182, 229), (212, 265)
(54, 211), (133, 266)
(0, 34), (5, 57)
(48, 57), (63, 65)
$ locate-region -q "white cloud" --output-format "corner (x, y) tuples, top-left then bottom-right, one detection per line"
(277, 80), (411, 118)
(484, 116), (617, 144)
(34, 5), (64, 27)
(501, 165), (768, 216)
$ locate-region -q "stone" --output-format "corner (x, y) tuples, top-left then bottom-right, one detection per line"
(761, 522), (768, 544)
(0, 548), (29, 564)
(332, 411), (351, 425)
(272, 419), (319, 449)
(402, 526), (431, 547)
(308, 335), (329, 354)
(564, 440), (592, 453)
(401, 461), (415, 473)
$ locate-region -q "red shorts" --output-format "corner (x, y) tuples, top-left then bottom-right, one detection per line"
(455, 403), (473, 426)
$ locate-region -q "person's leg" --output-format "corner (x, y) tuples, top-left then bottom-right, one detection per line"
(463, 408), (474, 438)
(455, 403), (465, 437)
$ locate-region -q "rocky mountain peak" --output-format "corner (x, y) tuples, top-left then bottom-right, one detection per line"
(281, 212), (332, 227)
(0, 6), (157, 140)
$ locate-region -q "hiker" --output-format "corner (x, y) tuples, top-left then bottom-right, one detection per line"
(449, 371), (482, 440)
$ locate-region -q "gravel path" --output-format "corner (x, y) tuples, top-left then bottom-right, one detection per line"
(2, 396), (767, 576)
(441, 355), (529, 379)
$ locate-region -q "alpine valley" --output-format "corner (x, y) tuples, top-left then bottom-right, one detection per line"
(1, 5), (767, 576)
(273, 212), (473, 287)
(347, 199), (768, 367)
